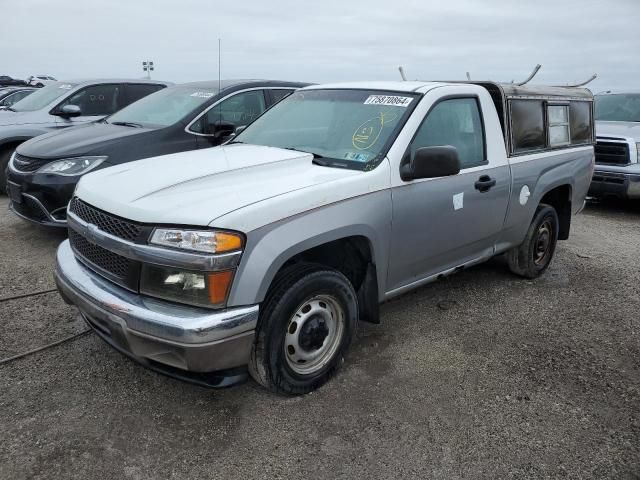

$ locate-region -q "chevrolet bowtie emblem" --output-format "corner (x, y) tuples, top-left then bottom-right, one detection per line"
(86, 224), (100, 244)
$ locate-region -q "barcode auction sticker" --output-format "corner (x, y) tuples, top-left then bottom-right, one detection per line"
(190, 92), (215, 98)
(364, 95), (413, 107)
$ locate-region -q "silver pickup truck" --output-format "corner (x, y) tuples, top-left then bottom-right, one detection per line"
(54, 80), (595, 394)
(590, 91), (640, 199)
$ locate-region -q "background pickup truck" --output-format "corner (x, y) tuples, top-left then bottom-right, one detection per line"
(590, 91), (640, 200)
(55, 80), (595, 395)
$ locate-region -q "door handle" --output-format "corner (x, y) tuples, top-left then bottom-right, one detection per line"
(474, 175), (496, 193)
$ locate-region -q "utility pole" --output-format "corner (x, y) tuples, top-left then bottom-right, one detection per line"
(142, 60), (154, 79)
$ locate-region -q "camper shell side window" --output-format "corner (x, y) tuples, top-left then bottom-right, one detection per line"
(472, 81), (594, 157)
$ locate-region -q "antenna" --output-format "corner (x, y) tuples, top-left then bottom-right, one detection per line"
(466, 72), (471, 81)
(398, 66), (407, 81)
(218, 38), (222, 126)
(561, 74), (598, 87)
(515, 64), (542, 86)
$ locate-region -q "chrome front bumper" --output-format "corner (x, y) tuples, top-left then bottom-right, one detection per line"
(55, 240), (259, 375)
(589, 167), (640, 200)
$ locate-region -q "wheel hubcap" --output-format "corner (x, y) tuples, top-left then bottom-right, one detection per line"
(284, 294), (345, 375)
(534, 220), (553, 265)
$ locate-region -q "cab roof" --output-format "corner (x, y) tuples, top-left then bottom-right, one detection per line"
(303, 81), (446, 93)
(303, 80), (592, 100)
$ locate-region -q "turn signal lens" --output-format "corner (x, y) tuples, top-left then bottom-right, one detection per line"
(150, 229), (243, 254)
(207, 270), (234, 304)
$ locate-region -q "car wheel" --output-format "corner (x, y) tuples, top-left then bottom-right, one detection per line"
(249, 263), (358, 395)
(506, 204), (559, 279)
(0, 147), (16, 194)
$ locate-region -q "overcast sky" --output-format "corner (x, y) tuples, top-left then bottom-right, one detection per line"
(3, 0), (639, 92)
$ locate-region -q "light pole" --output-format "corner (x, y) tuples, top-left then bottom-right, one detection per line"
(142, 60), (154, 79)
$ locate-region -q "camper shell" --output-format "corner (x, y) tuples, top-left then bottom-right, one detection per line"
(455, 82), (595, 155)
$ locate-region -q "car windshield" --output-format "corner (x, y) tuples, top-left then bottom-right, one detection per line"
(233, 89), (419, 170)
(595, 94), (640, 122)
(106, 85), (219, 128)
(11, 82), (77, 112)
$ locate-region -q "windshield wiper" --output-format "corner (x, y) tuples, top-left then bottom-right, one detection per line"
(282, 147), (353, 168)
(3, 107), (16, 112)
(110, 121), (143, 128)
(284, 146), (325, 159)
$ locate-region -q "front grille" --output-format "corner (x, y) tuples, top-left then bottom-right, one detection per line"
(12, 153), (50, 173)
(69, 230), (139, 291)
(12, 196), (49, 222)
(69, 197), (142, 242)
(595, 141), (630, 165)
(69, 230), (131, 279)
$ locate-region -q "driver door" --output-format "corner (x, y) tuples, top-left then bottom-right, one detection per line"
(386, 90), (510, 293)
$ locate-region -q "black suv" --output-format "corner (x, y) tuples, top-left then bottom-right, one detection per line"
(7, 79), (308, 227)
(0, 75), (27, 87)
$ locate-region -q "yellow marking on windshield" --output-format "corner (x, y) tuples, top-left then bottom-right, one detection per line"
(352, 111), (399, 150)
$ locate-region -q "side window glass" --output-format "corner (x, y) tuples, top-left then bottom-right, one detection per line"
(59, 84), (121, 116)
(2, 91), (30, 107)
(270, 89), (294, 105)
(569, 101), (592, 144)
(411, 98), (485, 169)
(207, 90), (266, 127)
(125, 84), (165, 105)
(548, 105), (570, 147)
(511, 100), (546, 153)
(191, 90), (267, 135)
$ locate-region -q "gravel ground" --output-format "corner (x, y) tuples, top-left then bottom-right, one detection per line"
(0, 196), (638, 479)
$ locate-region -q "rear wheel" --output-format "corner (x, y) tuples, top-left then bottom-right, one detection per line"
(507, 204), (559, 279)
(0, 147), (16, 194)
(249, 263), (358, 395)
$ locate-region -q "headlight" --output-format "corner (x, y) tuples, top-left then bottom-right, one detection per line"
(140, 264), (234, 308)
(150, 229), (243, 254)
(36, 156), (107, 176)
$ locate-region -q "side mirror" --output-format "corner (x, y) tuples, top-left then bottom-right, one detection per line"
(207, 120), (236, 139)
(57, 105), (82, 118)
(400, 146), (461, 181)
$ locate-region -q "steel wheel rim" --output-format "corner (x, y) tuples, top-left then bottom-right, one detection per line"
(284, 294), (345, 375)
(534, 219), (553, 266)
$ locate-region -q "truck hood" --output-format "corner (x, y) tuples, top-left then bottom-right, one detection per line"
(596, 121), (640, 141)
(18, 122), (152, 158)
(76, 144), (363, 226)
(0, 110), (47, 126)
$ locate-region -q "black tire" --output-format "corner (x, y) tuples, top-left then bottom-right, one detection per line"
(0, 147), (16, 195)
(507, 204), (559, 279)
(249, 263), (358, 395)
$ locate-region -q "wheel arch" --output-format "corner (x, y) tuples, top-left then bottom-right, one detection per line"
(229, 223), (386, 324)
(538, 183), (572, 240)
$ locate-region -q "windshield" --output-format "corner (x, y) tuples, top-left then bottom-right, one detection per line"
(11, 82), (77, 112)
(595, 94), (640, 122)
(106, 85), (219, 128)
(233, 89), (419, 170)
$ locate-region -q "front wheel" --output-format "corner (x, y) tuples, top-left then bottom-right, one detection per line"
(506, 204), (559, 279)
(249, 263), (358, 395)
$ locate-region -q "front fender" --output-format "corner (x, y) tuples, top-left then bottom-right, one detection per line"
(226, 189), (392, 307)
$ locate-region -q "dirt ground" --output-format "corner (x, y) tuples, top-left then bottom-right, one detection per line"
(0, 196), (638, 480)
